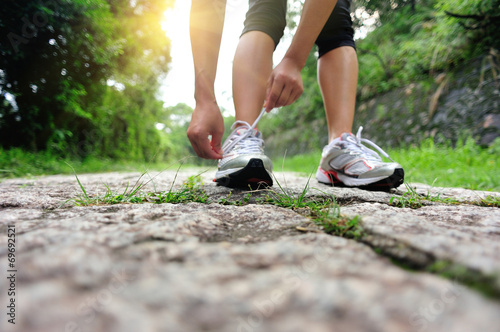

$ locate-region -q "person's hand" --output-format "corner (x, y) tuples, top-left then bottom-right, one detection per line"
(187, 100), (224, 159)
(265, 57), (304, 112)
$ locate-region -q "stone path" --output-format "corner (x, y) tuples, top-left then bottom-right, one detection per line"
(1, 170), (499, 332)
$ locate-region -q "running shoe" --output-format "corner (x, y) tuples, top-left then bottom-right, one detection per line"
(215, 109), (273, 188)
(316, 127), (404, 191)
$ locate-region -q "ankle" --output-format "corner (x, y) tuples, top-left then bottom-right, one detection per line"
(329, 129), (352, 143)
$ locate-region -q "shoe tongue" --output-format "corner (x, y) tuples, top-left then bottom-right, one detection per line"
(330, 133), (354, 146)
(340, 132), (355, 141)
(236, 128), (258, 136)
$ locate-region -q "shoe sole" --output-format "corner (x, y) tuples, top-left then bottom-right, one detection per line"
(318, 168), (404, 192)
(215, 158), (273, 189)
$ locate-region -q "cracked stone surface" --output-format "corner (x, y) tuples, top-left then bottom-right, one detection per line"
(342, 203), (500, 274)
(1, 170), (500, 332)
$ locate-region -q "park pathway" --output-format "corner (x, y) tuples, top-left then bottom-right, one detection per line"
(1, 170), (499, 332)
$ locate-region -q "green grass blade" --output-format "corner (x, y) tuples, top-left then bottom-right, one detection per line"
(65, 162), (89, 201)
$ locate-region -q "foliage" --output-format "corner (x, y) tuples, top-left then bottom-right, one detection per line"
(352, 0), (437, 25)
(0, 147), (190, 179)
(355, 0), (499, 97)
(0, 0), (174, 161)
(357, 2), (467, 97)
(437, 0), (500, 51)
(390, 137), (500, 191)
(3, 135), (498, 192)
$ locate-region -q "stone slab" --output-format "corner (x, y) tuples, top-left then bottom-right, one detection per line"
(1, 171), (500, 332)
(342, 203), (500, 276)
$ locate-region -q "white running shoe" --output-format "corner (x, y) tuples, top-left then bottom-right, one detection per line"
(215, 109), (273, 188)
(316, 127), (404, 191)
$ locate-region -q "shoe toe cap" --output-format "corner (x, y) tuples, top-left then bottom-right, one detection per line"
(358, 162), (403, 179)
(221, 154), (273, 172)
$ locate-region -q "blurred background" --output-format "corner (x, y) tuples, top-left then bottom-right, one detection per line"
(0, 0), (499, 189)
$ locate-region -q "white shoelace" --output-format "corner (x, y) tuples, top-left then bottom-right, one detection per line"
(222, 107), (266, 155)
(345, 126), (395, 162)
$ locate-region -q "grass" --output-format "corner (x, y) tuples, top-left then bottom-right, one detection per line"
(218, 191), (253, 206)
(70, 171), (208, 206)
(389, 182), (463, 209)
(259, 174), (320, 210)
(315, 207), (364, 239)
(389, 182), (426, 209)
(0, 148), (202, 179)
(281, 137), (500, 192)
(389, 181), (500, 209)
(3, 137), (498, 192)
(477, 195), (500, 208)
(256, 175), (365, 239)
(389, 137), (500, 192)
(69, 167), (365, 239)
(2, 145), (365, 237)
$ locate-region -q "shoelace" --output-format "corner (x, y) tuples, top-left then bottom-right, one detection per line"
(222, 107), (266, 155)
(345, 126), (395, 162)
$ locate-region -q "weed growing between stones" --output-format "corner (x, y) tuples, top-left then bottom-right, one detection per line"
(256, 175), (365, 239)
(389, 182), (459, 208)
(218, 191), (253, 206)
(388, 182), (458, 208)
(315, 210), (364, 240)
(476, 195), (500, 208)
(70, 166), (92, 206)
(68, 169), (365, 239)
(148, 175), (209, 204)
(259, 174), (320, 210)
(389, 183), (425, 208)
(390, 182), (498, 208)
(427, 261), (500, 300)
(70, 170), (208, 206)
(269, 193), (364, 240)
(365, 240), (500, 300)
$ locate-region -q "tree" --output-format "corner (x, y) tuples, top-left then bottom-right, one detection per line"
(352, 0), (436, 29)
(0, 0), (174, 161)
(440, 0), (500, 51)
(1, 0), (114, 150)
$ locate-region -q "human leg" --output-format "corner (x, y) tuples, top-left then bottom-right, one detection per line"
(215, 0), (287, 188)
(314, 0), (404, 190)
(233, 0), (287, 124)
(232, 31), (274, 124)
(318, 46), (358, 142)
(315, 0), (357, 141)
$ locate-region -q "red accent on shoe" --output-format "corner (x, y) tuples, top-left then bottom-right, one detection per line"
(321, 168), (342, 184)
